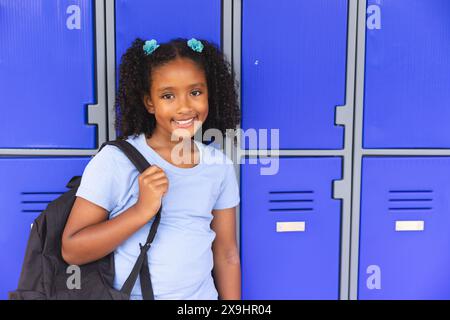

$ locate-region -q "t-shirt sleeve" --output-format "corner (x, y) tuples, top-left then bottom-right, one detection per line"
(213, 162), (240, 210)
(75, 146), (121, 212)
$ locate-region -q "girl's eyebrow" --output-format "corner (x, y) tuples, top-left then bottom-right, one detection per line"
(188, 82), (206, 88)
(157, 86), (175, 92)
(157, 83), (206, 92)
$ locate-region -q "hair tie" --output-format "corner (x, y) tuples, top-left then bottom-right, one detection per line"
(187, 38), (204, 53)
(143, 39), (160, 56)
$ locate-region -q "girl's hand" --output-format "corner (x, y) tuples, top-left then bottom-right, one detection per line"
(134, 166), (168, 221)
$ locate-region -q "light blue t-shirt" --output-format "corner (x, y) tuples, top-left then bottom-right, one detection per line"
(75, 133), (240, 300)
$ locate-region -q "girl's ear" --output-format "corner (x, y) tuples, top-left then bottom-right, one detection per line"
(143, 94), (155, 114)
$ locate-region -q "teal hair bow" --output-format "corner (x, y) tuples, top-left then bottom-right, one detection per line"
(187, 38), (204, 53)
(143, 39), (160, 55)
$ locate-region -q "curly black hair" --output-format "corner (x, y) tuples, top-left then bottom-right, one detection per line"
(115, 37), (240, 143)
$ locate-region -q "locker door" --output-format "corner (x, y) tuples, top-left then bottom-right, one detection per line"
(0, 0), (97, 149)
(115, 2), (221, 78)
(114, 0), (222, 138)
(0, 157), (90, 299)
(363, 0), (450, 148)
(359, 157), (450, 299)
(241, 0), (348, 150)
(241, 157), (342, 299)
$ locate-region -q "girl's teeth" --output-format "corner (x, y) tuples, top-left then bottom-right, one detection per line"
(175, 118), (193, 124)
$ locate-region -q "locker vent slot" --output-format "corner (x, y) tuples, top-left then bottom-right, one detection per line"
(269, 190), (314, 212)
(389, 190), (433, 193)
(21, 191), (64, 213)
(389, 199), (432, 202)
(388, 190), (434, 212)
(389, 207), (432, 211)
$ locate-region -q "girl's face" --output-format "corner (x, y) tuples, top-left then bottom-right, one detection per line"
(143, 57), (209, 142)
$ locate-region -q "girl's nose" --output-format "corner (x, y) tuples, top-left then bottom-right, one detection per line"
(176, 104), (194, 115)
(176, 95), (194, 114)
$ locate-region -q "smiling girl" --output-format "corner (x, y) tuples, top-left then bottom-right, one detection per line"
(61, 38), (241, 300)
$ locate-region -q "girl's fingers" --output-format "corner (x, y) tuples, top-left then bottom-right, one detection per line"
(141, 165), (163, 176)
(140, 166), (166, 179)
(151, 177), (169, 187)
(148, 171), (167, 181)
(141, 172), (167, 185)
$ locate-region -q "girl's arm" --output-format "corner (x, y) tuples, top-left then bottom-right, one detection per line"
(211, 206), (241, 300)
(62, 166), (168, 266)
(61, 197), (152, 266)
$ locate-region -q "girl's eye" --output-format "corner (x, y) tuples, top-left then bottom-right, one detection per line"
(161, 93), (174, 100)
(191, 90), (202, 97)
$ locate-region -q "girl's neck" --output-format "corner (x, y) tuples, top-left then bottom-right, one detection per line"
(146, 127), (192, 150)
(145, 128), (200, 168)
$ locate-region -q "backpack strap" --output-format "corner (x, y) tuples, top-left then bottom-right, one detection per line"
(99, 139), (161, 300)
(99, 140), (150, 173)
(65, 139), (151, 189)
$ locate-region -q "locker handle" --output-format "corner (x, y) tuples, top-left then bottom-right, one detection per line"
(276, 221), (306, 232)
(395, 220), (425, 232)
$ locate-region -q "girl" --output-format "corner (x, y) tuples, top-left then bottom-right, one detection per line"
(61, 38), (241, 300)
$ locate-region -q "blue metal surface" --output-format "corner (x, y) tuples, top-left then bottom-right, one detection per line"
(0, 0), (97, 149)
(115, 0), (222, 137)
(241, 157), (342, 299)
(359, 157), (450, 299)
(363, 0), (450, 148)
(115, 0), (221, 57)
(0, 157), (91, 299)
(115, 0), (222, 139)
(241, 0), (348, 150)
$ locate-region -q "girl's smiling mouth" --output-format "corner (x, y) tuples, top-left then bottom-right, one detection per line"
(172, 116), (198, 128)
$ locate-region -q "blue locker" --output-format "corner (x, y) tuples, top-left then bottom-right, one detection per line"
(115, 0), (222, 138)
(115, 0), (221, 129)
(0, 157), (90, 299)
(115, 0), (221, 57)
(363, 0), (450, 148)
(0, 0), (97, 149)
(241, 0), (348, 150)
(359, 157), (450, 299)
(241, 157), (342, 299)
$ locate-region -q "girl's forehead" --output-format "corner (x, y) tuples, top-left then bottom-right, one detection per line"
(153, 57), (204, 76)
(151, 58), (206, 86)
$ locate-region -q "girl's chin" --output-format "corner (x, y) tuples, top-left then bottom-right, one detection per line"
(170, 128), (196, 140)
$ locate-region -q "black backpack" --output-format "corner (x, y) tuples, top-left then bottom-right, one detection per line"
(9, 140), (161, 300)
